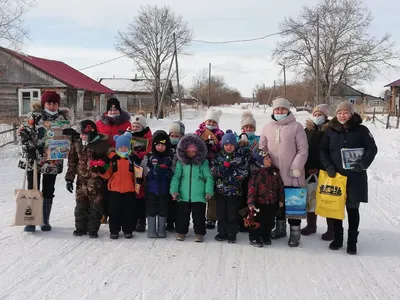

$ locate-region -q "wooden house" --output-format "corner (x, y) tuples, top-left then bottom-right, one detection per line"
(384, 79), (400, 113)
(0, 46), (113, 123)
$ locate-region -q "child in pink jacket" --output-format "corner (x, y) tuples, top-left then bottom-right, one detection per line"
(259, 98), (308, 247)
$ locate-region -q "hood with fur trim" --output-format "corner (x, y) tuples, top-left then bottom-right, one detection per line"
(305, 119), (330, 131)
(177, 134), (207, 165)
(329, 113), (362, 132)
(99, 110), (131, 126)
(42, 107), (70, 121)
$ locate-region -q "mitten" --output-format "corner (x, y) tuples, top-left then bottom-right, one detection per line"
(351, 162), (365, 172)
(326, 166), (336, 178)
(66, 181), (74, 193)
(135, 177), (144, 184)
(290, 169), (301, 178)
(205, 194), (212, 201)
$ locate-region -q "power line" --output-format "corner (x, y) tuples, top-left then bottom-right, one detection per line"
(79, 54), (128, 71)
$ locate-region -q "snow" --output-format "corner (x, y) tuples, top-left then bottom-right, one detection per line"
(100, 78), (151, 93)
(1, 105), (400, 300)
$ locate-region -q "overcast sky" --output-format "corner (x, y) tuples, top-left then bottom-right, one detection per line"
(21, 0), (400, 97)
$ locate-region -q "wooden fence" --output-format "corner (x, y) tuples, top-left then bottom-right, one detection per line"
(0, 123), (18, 148)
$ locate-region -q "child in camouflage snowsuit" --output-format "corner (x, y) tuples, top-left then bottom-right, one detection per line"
(210, 130), (249, 243)
(65, 120), (110, 238)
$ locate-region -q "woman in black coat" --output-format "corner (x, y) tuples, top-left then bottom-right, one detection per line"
(301, 104), (334, 241)
(320, 101), (377, 255)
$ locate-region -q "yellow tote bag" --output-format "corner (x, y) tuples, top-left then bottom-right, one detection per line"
(315, 170), (347, 220)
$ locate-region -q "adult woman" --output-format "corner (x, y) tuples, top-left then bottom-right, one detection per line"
(301, 104), (334, 241)
(320, 101), (377, 255)
(18, 91), (70, 232)
(96, 98), (131, 223)
(259, 98), (308, 247)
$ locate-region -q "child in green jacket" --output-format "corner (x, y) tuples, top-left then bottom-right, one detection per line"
(170, 134), (214, 242)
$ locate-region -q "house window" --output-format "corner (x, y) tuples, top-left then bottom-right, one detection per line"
(349, 99), (355, 104)
(18, 89), (41, 116)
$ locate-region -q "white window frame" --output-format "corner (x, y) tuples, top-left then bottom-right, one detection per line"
(18, 88), (41, 117)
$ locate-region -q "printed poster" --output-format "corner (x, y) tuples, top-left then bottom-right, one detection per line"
(134, 163), (143, 194)
(43, 120), (71, 160)
(341, 148), (364, 170)
(131, 137), (149, 152)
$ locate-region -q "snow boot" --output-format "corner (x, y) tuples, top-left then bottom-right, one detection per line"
(215, 234), (226, 241)
(147, 216), (157, 238)
(206, 219), (216, 229)
(288, 225), (301, 247)
(271, 220), (287, 239)
(176, 233), (185, 241)
(321, 218), (334, 241)
(227, 234), (237, 244)
(110, 233), (119, 239)
(250, 239), (263, 247)
(100, 215), (108, 224)
(166, 221), (175, 232)
(40, 198), (53, 231)
(24, 225), (36, 232)
(73, 229), (87, 236)
(135, 220), (146, 232)
(301, 213), (317, 236)
(157, 216), (167, 238)
(346, 230), (359, 255)
(124, 233), (133, 239)
(89, 232), (98, 238)
(262, 237), (272, 246)
(194, 234), (204, 242)
(329, 226), (344, 250)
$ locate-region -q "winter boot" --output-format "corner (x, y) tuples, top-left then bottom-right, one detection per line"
(24, 225), (36, 232)
(215, 234), (226, 241)
(250, 238), (264, 247)
(157, 216), (167, 238)
(346, 230), (359, 255)
(329, 226), (344, 250)
(301, 213), (317, 236)
(40, 198), (53, 231)
(89, 232), (98, 238)
(176, 233), (185, 241)
(124, 233), (133, 239)
(110, 233), (119, 239)
(194, 234), (204, 242)
(270, 220), (287, 239)
(147, 216), (157, 238)
(321, 218), (334, 241)
(73, 229), (87, 236)
(227, 234), (237, 244)
(288, 225), (301, 247)
(166, 221), (175, 232)
(206, 219), (216, 229)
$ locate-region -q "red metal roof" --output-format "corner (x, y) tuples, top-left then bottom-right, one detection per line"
(2, 47), (114, 94)
(384, 79), (400, 87)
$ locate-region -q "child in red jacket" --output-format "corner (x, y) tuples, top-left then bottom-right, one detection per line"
(247, 149), (285, 247)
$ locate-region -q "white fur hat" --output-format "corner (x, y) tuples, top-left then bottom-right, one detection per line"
(204, 108), (222, 124)
(169, 121), (185, 136)
(131, 114), (147, 128)
(241, 111), (256, 129)
(272, 98), (291, 110)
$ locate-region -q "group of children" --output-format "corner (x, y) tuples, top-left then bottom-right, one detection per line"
(65, 106), (284, 246)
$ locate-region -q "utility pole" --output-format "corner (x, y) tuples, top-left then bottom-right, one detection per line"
(316, 13), (320, 104)
(173, 33), (182, 121)
(278, 63), (287, 98)
(208, 63), (211, 107)
(157, 54), (175, 119)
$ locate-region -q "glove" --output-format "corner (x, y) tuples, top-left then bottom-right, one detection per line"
(290, 169), (301, 178)
(92, 166), (106, 174)
(135, 177), (144, 184)
(66, 181), (74, 193)
(171, 192), (180, 200)
(351, 162), (365, 172)
(205, 194), (212, 201)
(159, 164), (168, 169)
(326, 166), (336, 178)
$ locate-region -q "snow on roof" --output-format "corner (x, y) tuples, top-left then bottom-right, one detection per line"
(99, 78), (152, 93)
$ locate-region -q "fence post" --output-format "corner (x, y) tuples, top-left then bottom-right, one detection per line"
(372, 107), (376, 124)
(13, 123), (18, 145)
(386, 114), (391, 129)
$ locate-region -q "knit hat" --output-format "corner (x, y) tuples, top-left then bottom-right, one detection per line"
(41, 91), (61, 107)
(272, 98), (291, 110)
(221, 129), (237, 148)
(78, 120), (98, 142)
(335, 101), (354, 115)
(114, 132), (132, 150)
(107, 98), (121, 113)
(253, 149), (270, 167)
(204, 108), (222, 124)
(312, 104), (329, 118)
(169, 121), (185, 136)
(132, 114), (147, 128)
(241, 111), (256, 129)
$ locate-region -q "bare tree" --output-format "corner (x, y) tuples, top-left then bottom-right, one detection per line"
(0, 0), (34, 49)
(273, 0), (399, 104)
(116, 5), (192, 115)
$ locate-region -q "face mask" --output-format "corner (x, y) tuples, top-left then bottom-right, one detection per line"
(45, 108), (58, 115)
(107, 113), (119, 118)
(338, 120), (347, 125)
(116, 150), (131, 158)
(170, 138), (180, 145)
(246, 132), (256, 137)
(274, 114), (287, 121)
(206, 125), (216, 130)
(312, 116), (326, 126)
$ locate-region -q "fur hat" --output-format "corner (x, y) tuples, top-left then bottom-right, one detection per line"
(313, 104), (329, 118)
(241, 111), (256, 129)
(336, 101), (354, 115)
(78, 120), (98, 142)
(205, 107), (222, 124)
(30, 100), (42, 112)
(114, 132), (132, 150)
(221, 129), (237, 148)
(169, 121), (185, 136)
(272, 98), (291, 110)
(132, 114), (147, 128)
(41, 91), (61, 107)
(107, 98), (121, 113)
